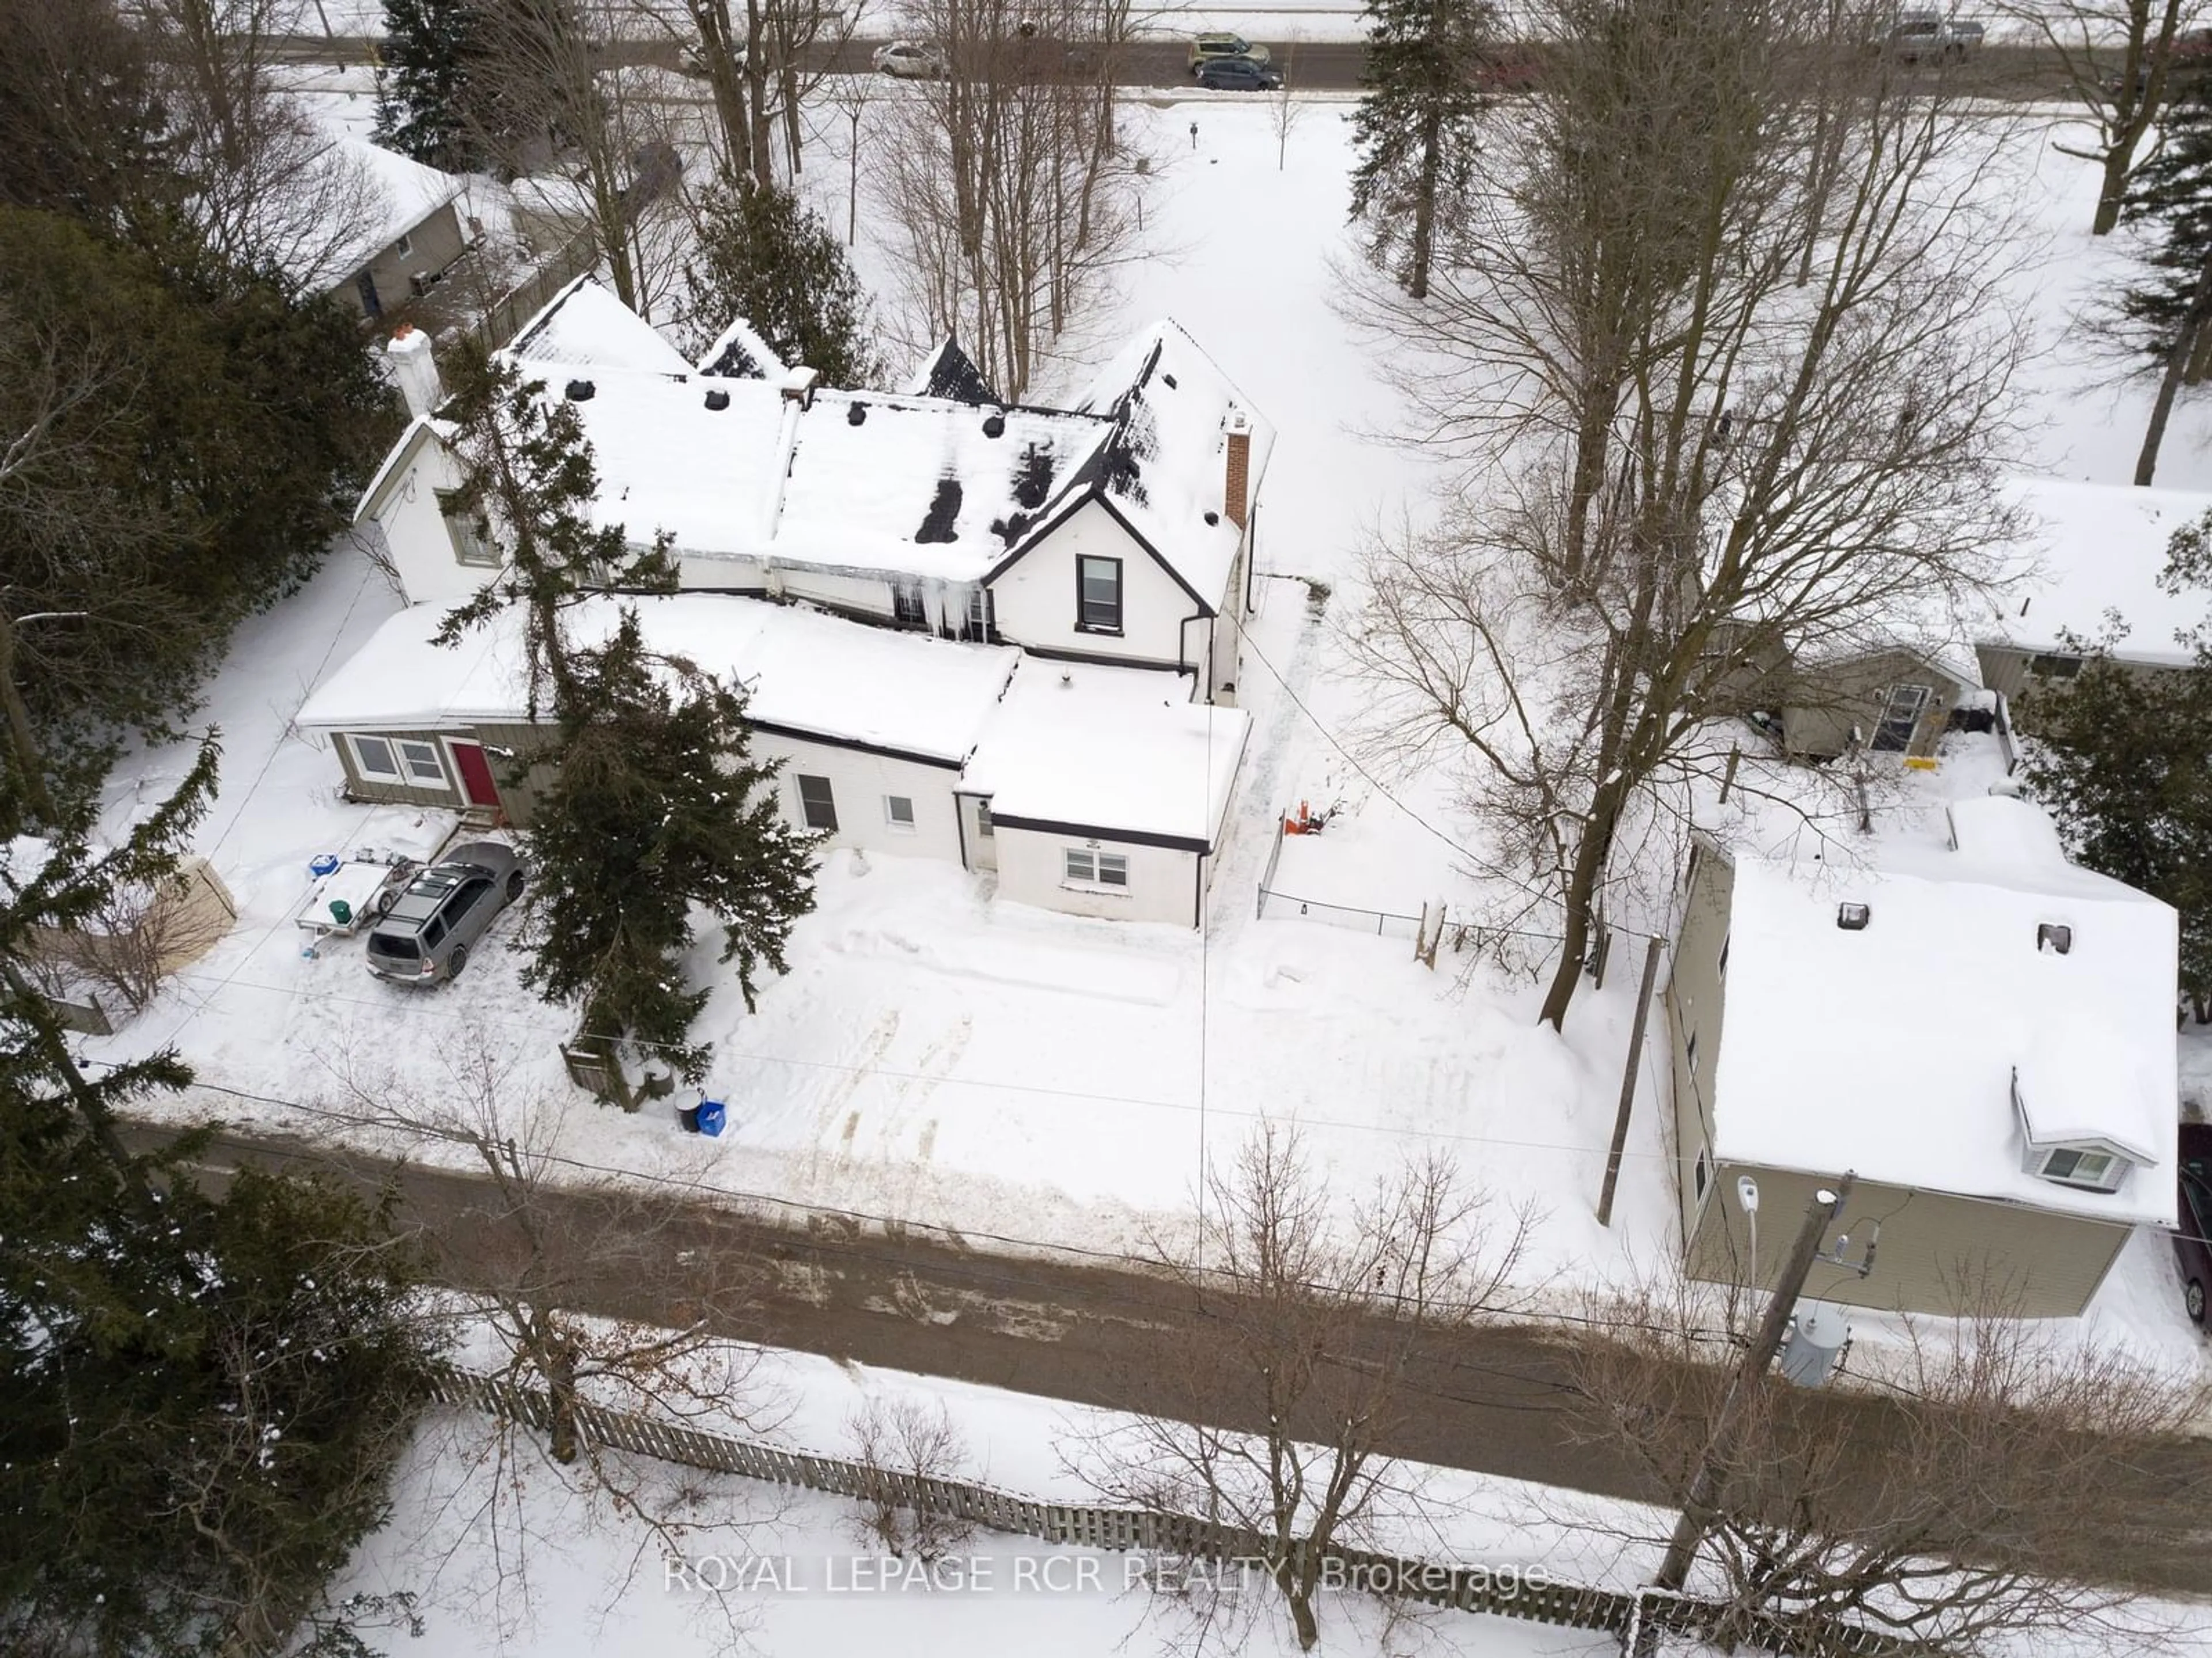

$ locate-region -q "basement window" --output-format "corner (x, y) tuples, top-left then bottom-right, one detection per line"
(885, 794), (916, 832)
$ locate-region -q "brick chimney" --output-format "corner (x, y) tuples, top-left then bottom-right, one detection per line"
(1224, 410), (1252, 530)
(386, 324), (444, 419)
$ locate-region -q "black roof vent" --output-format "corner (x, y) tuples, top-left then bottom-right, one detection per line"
(2037, 922), (2073, 955)
(848, 401), (868, 426)
(982, 412), (1006, 439)
(565, 378), (596, 402)
(1836, 902), (1871, 931)
(1203, 509), (1219, 527)
(703, 387), (730, 411)
(1162, 372), (1179, 389)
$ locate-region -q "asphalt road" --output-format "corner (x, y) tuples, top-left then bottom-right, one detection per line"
(272, 32), (2068, 97)
(124, 1115), (2212, 1601)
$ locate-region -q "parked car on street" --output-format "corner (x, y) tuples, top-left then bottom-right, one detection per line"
(363, 841), (526, 987)
(2174, 1122), (2212, 1323)
(1196, 55), (1282, 90)
(1879, 12), (1983, 62)
(1189, 32), (1270, 71)
(874, 40), (945, 77)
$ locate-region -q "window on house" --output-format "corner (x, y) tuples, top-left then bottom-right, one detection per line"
(1685, 1029), (1700, 1076)
(399, 740), (445, 783)
(975, 800), (994, 838)
(1077, 555), (1123, 633)
(1869, 683), (1931, 754)
(892, 582), (926, 626)
(394, 230), (414, 259)
(436, 489), (497, 567)
(1064, 847), (1129, 887)
(797, 774), (838, 832)
(966, 586), (994, 638)
(885, 795), (916, 831)
(1717, 933), (1730, 979)
(2037, 1146), (2123, 1191)
(2029, 652), (2084, 680)
(1694, 1149), (1710, 1203)
(352, 735), (400, 778)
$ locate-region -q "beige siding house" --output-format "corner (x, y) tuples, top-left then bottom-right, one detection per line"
(1778, 646), (1977, 762)
(1666, 794), (2177, 1318)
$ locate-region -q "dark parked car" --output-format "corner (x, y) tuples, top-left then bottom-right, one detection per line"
(1196, 55), (1283, 90)
(2174, 1123), (2212, 1323)
(363, 841), (525, 987)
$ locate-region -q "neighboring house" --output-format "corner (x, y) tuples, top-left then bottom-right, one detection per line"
(294, 595), (1249, 926)
(1971, 478), (2212, 717)
(354, 277), (1274, 709)
(328, 137), (474, 321)
(1666, 792), (2177, 1318)
(1778, 642), (1978, 762)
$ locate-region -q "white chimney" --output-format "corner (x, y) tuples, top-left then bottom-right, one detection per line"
(387, 325), (443, 419)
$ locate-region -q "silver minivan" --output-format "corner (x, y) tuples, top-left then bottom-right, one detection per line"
(363, 841), (525, 986)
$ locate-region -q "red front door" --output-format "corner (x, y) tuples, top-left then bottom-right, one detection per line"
(449, 741), (502, 809)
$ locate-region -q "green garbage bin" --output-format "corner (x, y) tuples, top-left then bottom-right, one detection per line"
(329, 898), (353, 927)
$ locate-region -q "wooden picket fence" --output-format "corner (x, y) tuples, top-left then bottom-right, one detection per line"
(422, 1365), (1905, 1656)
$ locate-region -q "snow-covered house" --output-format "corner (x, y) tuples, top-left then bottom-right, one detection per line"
(318, 278), (1267, 926)
(1971, 478), (2211, 713)
(325, 137), (474, 321)
(294, 595), (1249, 926)
(1666, 792), (2177, 1318)
(353, 277), (1274, 706)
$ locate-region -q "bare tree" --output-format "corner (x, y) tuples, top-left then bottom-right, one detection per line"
(1267, 37), (1305, 172)
(1569, 1268), (2212, 1654)
(1069, 1122), (1537, 1653)
(843, 1395), (978, 1561)
(1344, 0), (2030, 1030)
(1995, 0), (2207, 234)
(873, 0), (1150, 396)
(128, 0), (384, 287)
(469, 0), (687, 316)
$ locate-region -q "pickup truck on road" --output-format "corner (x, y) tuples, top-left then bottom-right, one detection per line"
(1881, 12), (1984, 61)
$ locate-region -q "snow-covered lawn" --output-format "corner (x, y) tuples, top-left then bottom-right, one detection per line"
(86, 99), (2212, 1369)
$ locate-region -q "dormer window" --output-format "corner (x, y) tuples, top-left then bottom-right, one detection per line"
(2033, 1145), (2122, 1191)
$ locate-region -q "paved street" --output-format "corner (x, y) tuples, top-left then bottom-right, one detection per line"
(127, 1115), (2212, 1600)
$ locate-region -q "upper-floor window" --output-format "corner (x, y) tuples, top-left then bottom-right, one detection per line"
(1077, 555), (1123, 634)
(437, 489), (498, 567)
(796, 774), (838, 832)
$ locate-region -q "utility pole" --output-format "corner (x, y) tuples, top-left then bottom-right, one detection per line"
(1596, 934), (1664, 1226)
(1652, 1174), (1854, 1593)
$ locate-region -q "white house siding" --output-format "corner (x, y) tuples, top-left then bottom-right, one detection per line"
(674, 552), (772, 594)
(752, 732), (967, 863)
(991, 827), (1203, 926)
(366, 440), (485, 613)
(988, 500), (1207, 671)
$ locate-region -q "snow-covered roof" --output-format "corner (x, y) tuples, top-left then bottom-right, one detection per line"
(325, 136), (463, 283)
(352, 413), (457, 527)
(510, 277), (694, 376)
(1976, 476), (2212, 665)
(296, 596), (1021, 766)
(1707, 793), (2177, 1226)
(694, 315), (786, 380)
(1056, 320), (1278, 609)
(960, 660), (1248, 850)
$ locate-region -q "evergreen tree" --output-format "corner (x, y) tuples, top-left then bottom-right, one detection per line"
(2119, 69), (2212, 479)
(681, 169), (881, 386)
(440, 346), (815, 1076)
(2023, 512), (2212, 1019)
(1347, 0), (1498, 299)
(374, 0), (489, 172)
(0, 746), (439, 1655)
(523, 611), (819, 1080)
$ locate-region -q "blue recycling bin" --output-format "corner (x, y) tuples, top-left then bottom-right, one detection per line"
(309, 853), (340, 878)
(695, 1097), (728, 1137)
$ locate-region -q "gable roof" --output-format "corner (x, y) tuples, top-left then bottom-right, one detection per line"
(1703, 793), (2177, 1226)
(903, 338), (1002, 406)
(351, 413), (457, 527)
(510, 275), (694, 375)
(296, 595), (1022, 766)
(694, 314), (786, 380)
(1975, 476), (2212, 665)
